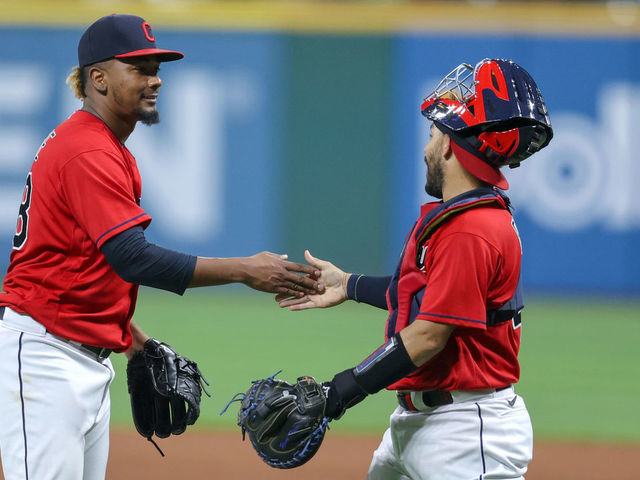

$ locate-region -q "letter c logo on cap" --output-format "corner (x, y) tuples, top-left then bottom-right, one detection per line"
(142, 22), (155, 42)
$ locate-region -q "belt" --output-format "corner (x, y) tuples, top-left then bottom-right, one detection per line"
(53, 336), (113, 360)
(1, 306), (112, 360)
(76, 343), (113, 359)
(397, 385), (512, 411)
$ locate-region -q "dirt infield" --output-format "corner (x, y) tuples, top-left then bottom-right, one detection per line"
(1, 430), (638, 479)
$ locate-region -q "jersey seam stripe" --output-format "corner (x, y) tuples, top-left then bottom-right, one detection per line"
(476, 402), (486, 479)
(417, 312), (485, 325)
(95, 213), (149, 246)
(18, 332), (30, 480)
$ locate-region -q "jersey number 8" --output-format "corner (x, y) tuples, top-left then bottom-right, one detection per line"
(13, 172), (32, 250)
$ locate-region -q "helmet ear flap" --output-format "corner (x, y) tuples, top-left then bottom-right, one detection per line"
(468, 123), (551, 169)
(466, 129), (519, 168)
(507, 124), (551, 167)
(477, 130), (520, 159)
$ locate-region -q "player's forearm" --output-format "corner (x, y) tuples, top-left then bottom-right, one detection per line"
(101, 226), (196, 294)
(125, 320), (150, 360)
(189, 256), (250, 287)
(324, 321), (454, 418)
(191, 253), (323, 296)
(324, 332), (417, 418)
(399, 320), (455, 367)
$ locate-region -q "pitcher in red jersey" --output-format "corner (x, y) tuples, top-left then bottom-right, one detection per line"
(0, 14), (323, 480)
(278, 59), (553, 480)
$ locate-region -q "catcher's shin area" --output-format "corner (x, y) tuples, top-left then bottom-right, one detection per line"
(223, 373), (330, 469)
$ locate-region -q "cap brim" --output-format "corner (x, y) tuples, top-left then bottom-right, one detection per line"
(115, 48), (184, 62)
(450, 140), (509, 190)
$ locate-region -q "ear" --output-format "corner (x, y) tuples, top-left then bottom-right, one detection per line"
(88, 66), (107, 95)
(441, 133), (453, 159)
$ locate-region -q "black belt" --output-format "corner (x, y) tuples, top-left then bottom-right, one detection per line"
(398, 386), (511, 410)
(78, 343), (113, 359)
(56, 336), (114, 360)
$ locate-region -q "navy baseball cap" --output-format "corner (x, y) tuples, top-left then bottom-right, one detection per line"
(78, 14), (184, 67)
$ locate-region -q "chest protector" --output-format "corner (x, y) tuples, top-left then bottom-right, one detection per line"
(385, 188), (523, 341)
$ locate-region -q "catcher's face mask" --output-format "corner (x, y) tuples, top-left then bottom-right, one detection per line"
(421, 58), (554, 176)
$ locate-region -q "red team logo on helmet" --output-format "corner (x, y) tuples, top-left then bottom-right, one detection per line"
(421, 58), (553, 172)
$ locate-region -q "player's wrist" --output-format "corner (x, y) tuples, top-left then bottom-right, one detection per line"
(341, 273), (351, 301)
(210, 256), (250, 284)
(233, 256), (253, 284)
(191, 256), (247, 286)
(323, 369), (367, 419)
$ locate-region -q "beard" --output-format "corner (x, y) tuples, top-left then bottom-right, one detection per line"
(425, 155), (444, 199)
(137, 108), (160, 126)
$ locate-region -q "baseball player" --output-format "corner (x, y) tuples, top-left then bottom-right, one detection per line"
(279, 59), (553, 479)
(0, 14), (323, 480)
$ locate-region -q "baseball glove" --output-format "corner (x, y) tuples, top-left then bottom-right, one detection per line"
(126, 338), (210, 453)
(231, 373), (329, 469)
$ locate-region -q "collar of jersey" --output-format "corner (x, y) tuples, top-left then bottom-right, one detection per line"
(413, 188), (509, 264)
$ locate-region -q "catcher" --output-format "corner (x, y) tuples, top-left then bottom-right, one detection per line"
(233, 58), (552, 479)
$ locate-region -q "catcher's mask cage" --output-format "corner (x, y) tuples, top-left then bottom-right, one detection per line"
(421, 58), (553, 169)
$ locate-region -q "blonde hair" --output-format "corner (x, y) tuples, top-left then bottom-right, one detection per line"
(66, 66), (85, 99)
(437, 91), (461, 102)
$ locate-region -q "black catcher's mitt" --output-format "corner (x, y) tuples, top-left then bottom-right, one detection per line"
(127, 338), (210, 452)
(231, 373), (329, 469)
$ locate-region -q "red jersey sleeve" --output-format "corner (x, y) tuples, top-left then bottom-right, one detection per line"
(59, 149), (151, 249)
(416, 232), (499, 329)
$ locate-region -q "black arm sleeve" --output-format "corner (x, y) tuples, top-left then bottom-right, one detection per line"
(100, 226), (197, 295)
(324, 333), (417, 418)
(346, 274), (391, 310)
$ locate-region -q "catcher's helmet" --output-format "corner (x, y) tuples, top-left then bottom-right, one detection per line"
(421, 58), (553, 189)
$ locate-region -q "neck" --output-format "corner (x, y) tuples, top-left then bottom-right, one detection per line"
(442, 157), (487, 202)
(82, 99), (136, 144)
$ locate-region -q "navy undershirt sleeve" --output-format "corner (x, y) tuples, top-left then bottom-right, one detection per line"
(100, 225), (197, 295)
(346, 274), (391, 310)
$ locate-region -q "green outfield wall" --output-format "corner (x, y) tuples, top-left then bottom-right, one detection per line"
(282, 34), (392, 274)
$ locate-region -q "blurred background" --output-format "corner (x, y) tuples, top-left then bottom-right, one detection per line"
(0, 0), (638, 478)
(1, 0), (639, 290)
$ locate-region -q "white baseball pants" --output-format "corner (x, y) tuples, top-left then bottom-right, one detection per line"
(0, 307), (114, 480)
(367, 386), (533, 480)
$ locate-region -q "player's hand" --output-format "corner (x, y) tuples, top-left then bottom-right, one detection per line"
(243, 251), (325, 298)
(276, 250), (349, 310)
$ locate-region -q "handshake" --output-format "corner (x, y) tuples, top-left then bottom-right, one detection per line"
(220, 251), (364, 469)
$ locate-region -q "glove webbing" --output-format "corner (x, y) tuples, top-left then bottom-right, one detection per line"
(262, 418), (330, 469)
(220, 370), (283, 439)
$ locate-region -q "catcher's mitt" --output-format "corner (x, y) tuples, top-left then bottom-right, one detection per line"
(230, 372), (329, 469)
(127, 338), (210, 453)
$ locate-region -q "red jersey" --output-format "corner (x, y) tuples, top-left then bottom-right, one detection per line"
(0, 111), (151, 351)
(387, 189), (523, 391)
